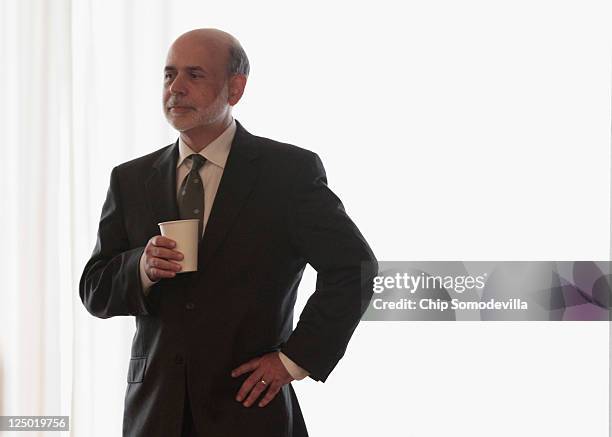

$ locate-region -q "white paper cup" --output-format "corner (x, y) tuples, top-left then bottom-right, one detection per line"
(157, 219), (199, 273)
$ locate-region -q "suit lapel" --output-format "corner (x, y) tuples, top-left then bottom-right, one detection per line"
(145, 141), (180, 227)
(144, 122), (260, 267)
(199, 121), (260, 265)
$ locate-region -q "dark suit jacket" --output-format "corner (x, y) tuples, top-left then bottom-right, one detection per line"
(79, 121), (378, 437)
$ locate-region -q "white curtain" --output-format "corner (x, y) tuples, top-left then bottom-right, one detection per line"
(0, 1), (175, 435)
(0, 0), (74, 435)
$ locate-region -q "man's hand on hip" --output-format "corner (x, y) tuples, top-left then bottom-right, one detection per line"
(231, 352), (294, 408)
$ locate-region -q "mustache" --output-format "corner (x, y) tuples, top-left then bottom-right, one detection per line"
(166, 99), (194, 108)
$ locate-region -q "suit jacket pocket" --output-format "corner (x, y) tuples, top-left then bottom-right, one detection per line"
(127, 356), (147, 383)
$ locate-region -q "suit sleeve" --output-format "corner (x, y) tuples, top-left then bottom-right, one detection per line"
(281, 152), (378, 382)
(79, 166), (154, 318)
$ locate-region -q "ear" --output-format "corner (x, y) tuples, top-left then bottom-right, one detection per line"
(228, 74), (247, 106)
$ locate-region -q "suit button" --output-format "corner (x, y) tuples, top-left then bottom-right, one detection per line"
(185, 302), (195, 310)
(175, 354), (184, 365)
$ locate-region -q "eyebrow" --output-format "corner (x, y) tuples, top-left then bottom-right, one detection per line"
(164, 65), (206, 71)
(164, 66), (207, 73)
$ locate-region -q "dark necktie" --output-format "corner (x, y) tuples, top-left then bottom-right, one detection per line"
(178, 154), (206, 237)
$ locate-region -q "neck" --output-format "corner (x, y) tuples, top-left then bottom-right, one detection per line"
(180, 114), (233, 153)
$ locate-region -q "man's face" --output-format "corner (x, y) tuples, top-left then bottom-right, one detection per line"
(162, 36), (231, 132)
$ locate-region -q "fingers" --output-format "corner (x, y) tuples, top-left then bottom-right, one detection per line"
(257, 381), (281, 408)
(232, 354), (291, 408)
(147, 246), (184, 262)
(231, 357), (261, 378)
(147, 266), (178, 280)
(232, 358), (262, 405)
(237, 376), (283, 408)
(148, 257), (182, 274)
(242, 378), (270, 408)
(145, 258), (181, 280)
(147, 237), (183, 260)
(235, 369), (264, 404)
(144, 236), (184, 281)
(151, 235), (177, 248)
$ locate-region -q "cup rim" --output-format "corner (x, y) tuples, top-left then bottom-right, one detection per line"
(158, 219), (200, 226)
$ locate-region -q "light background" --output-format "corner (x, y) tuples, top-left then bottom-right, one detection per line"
(0, 0), (610, 436)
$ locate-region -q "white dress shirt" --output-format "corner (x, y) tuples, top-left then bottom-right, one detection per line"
(138, 119), (308, 380)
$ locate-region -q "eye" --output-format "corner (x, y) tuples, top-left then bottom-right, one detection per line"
(190, 73), (201, 79)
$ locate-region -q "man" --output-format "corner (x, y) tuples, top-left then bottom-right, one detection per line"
(79, 28), (377, 437)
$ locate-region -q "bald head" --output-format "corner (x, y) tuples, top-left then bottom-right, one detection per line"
(169, 29), (249, 78)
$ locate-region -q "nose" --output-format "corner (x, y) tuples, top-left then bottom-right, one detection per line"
(169, 72), (187, 95)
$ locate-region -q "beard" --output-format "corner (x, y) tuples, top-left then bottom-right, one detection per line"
(165, 85), (229, 132)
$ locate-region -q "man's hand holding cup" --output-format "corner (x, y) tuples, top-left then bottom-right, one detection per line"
(143, 235), (184, 281)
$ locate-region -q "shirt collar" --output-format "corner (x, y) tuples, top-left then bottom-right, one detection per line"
(177, 119), (236, 170)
